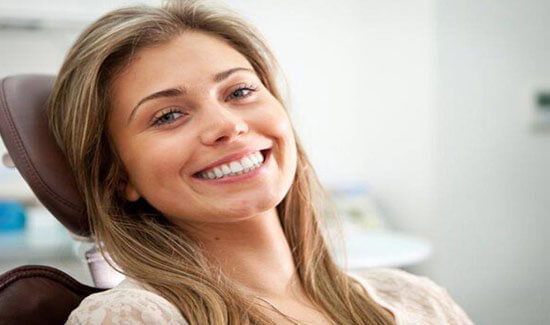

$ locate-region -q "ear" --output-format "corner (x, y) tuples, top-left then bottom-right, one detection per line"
(118, 178), (140, 202)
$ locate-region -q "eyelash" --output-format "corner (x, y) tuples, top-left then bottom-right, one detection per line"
(150, 84), (258, 128)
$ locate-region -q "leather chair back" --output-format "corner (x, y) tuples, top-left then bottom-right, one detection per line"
(0, 265), (104, 324)
(0, 74), (89, 237)
(0, 75), (105, 324)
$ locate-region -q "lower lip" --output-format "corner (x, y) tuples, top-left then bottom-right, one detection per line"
(192, 149), (271, 185)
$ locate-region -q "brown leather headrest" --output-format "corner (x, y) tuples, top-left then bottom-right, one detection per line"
(0, 74), (89, 237)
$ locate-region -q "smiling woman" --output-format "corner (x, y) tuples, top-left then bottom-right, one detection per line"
(106, 29), (298, 225)
(45, 0), (473, 325)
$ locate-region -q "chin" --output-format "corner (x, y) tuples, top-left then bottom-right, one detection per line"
(221, 191), (283, 218)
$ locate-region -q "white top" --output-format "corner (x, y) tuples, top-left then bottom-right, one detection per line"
(65, 268), (474, 325)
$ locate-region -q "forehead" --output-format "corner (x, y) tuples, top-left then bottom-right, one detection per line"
(111, 30), (254, 106)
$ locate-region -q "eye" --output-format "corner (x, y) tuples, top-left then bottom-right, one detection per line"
(151, 107), (186, 128)
(226, 84), (258, 101)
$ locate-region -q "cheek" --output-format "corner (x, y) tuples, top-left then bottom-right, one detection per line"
(274, 113), (294, 142)
(253, 100), (294, 140)
(124, 135), (193, 188)
(257, 105), (298, 172)
(270, 110), (296, 155)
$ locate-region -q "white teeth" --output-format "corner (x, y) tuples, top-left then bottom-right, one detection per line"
(229, 161), (244, 173)
(221, 164), (231, 175)
(255, 151), (264, 163)
(250, 154), (259, 165)
(241, 156), (253, 169)
(198, 150), (267, 180)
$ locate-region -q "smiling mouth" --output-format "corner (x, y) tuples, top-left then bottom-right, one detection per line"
(192, 148), (271, 179)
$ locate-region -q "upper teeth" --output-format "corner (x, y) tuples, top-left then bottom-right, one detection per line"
(199, 151), (265, 179)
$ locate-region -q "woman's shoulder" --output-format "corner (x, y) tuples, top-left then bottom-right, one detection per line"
(350, 267), (446, 295)
(65, 278), (187, 325)
(348, 267), (475, 325)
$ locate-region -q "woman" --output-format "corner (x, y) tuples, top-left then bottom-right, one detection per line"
(47, 1), (474, 324)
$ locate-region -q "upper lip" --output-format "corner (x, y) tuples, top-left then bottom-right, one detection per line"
(193, 147), (270, 175)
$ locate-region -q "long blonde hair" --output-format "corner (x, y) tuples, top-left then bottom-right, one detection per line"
(46, 1), (395, 324)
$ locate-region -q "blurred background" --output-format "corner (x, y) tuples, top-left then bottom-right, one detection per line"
(0, 0), (548, 324)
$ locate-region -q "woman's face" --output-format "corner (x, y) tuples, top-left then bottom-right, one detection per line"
(107, 31), (297, 226)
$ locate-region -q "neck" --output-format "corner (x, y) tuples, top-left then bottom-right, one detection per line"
(186, 208), (302, 299)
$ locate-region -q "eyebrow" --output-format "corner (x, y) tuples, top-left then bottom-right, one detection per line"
(126, 67), (255, 125)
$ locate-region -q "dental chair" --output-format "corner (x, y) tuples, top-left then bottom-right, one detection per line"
(0, 74), (114, 324)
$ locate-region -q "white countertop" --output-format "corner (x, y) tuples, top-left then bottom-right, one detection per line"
(332, 225), (432, 270)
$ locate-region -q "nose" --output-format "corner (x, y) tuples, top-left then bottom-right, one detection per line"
(199, 104), (249, 145)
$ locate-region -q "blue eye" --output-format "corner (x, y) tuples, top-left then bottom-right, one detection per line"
(151, 108), (184, 128)
(227, 85), (257, 101)
(150, 85), (257, 128)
